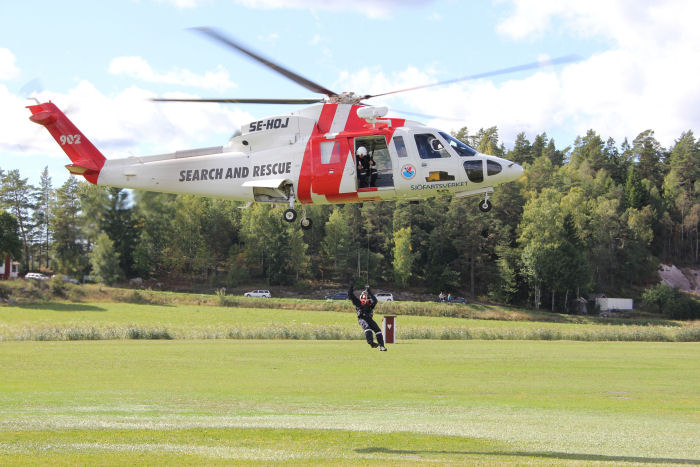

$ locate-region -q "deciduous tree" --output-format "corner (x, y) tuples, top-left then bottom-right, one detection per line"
(89, 232), (121, 285)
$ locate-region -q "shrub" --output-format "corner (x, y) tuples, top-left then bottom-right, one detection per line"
(0, 282), (10, 300)
(48, 276), (68, 298)
(642, 284), (700, 320)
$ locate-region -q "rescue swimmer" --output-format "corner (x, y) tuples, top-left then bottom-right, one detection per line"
(348, 281), (386, 351)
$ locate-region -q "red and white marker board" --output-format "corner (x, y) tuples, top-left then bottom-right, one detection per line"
(382, 315), (396, 344)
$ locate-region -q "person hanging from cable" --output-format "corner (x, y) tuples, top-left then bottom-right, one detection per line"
(348, 280), (386, 351)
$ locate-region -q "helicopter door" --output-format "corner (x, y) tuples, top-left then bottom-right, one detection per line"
(354, 136), (394, 190)
(310, 138), (357, 201)
(410, 132), (461, 186)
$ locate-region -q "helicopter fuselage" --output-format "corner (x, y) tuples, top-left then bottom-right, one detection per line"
(28, 101), (523, 225)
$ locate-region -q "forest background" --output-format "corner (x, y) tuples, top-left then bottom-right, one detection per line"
(1, 126), (698, 314)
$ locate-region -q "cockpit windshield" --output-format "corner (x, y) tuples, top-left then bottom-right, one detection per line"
(440, 132), (477, 157)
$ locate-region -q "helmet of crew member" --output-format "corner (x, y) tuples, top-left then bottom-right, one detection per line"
(360, 292), (369, 305)
(356, 146), (367, 157)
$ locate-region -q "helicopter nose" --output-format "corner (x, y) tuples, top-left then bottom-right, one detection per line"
(507, 162), (524, 181)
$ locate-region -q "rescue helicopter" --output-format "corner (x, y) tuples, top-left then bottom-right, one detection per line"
(27, 27), (572, 230)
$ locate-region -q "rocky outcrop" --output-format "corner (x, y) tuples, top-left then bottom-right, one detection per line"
(659, 265), (700, 292)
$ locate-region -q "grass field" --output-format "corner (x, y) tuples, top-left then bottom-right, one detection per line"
(1, 301), (698, 342)
(1, 339), (698, 465)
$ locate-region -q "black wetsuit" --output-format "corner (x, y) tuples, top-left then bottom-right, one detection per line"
(348, 283), (384, 347)
(356, 156), (377, 187)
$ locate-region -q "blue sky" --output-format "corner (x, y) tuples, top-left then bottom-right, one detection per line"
(2, 0), (698, 187)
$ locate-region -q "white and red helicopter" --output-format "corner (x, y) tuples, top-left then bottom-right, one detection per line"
(28, 28), (572, 229)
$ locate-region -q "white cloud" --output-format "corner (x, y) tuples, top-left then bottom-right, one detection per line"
(234, 0), (436, 19)
(335, 65), (435, 99)
(497, 0), (700, 48)
(0, 48), (20, 81)
(309, 34), (323, 46)
(1, 81), (254, 160)
(108, 56), (237, 92)
(256, 32), (280, 44)
(354, 0), (700, 148)
(490, 0), (700, 146)
(155, 0), (209, 9)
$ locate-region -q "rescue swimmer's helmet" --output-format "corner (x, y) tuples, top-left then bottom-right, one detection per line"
(360, 291), (369, 305)
(356, 146), (368, 156)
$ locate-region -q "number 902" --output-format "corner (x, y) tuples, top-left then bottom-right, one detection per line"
(59, 134), (82, 145)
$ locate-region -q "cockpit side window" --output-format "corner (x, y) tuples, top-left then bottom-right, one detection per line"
(487, 160), (502, 176)
(439, 132), (477, 157)
(415, 133), (450, 159)
(393, 136), (408, 158)
(464, 160), (484, 183)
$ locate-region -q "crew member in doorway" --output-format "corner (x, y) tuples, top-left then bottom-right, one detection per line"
(348, 281), (386, 351)
(356, 146), (377, 188)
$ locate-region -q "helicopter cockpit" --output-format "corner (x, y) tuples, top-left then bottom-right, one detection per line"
(439, 132), (477, 157)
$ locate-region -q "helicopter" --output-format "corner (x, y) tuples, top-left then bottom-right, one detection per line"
(27, 27), (573, 230)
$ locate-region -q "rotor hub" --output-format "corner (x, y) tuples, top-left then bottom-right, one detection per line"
(328, 92), (364, 105)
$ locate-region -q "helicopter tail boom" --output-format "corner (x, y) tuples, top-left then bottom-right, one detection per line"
(27, 101), (106, 184)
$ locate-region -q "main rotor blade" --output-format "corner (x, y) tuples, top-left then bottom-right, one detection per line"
(366, 55), (580, 99)
(389, 108), (467, 122)
(151, 97), (324, 105)
(192, 27), (338, 98)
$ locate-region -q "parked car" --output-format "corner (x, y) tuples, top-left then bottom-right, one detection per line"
(52, 274), (80, 284)
(450, 296), (467, 304)
(375, 292), (394, 302)
(244, 289), (271, 298)
(324, 292), (348, 300)
(25, 272), (49, 281)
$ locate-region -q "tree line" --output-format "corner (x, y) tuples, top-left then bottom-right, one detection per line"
(1, 127), (698, 312)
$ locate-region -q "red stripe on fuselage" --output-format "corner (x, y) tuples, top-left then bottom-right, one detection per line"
(297, 103), (405, 205)
(297, 104), (337, 203)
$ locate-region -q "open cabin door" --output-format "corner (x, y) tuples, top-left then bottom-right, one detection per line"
(354, 135), (394, 191)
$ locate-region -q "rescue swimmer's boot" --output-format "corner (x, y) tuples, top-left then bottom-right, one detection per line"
(376, 332), (385, 347)
(376, 332), (387, 351)
(364, 329), (376, 347)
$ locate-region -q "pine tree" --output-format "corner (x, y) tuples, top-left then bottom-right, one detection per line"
(51, 177), (87, 277)
(633, 130), (665, 189)
(102, 188), (137, 278)
(0, 211), (22, 261)
(33, 167), (53, 269)
(510, 132), (532, 165)
(0, 170), (35, 271)
(624, 165), (647, 210)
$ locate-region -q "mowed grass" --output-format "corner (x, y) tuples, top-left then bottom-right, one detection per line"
(1, 301), (698, 341)
(0, 340), (698, 465)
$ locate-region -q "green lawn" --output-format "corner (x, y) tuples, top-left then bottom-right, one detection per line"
(1, 340), (698, 465)
(1, 301), (697, 341)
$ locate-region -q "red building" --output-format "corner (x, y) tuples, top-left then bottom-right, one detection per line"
(1, 254), (19, 279)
